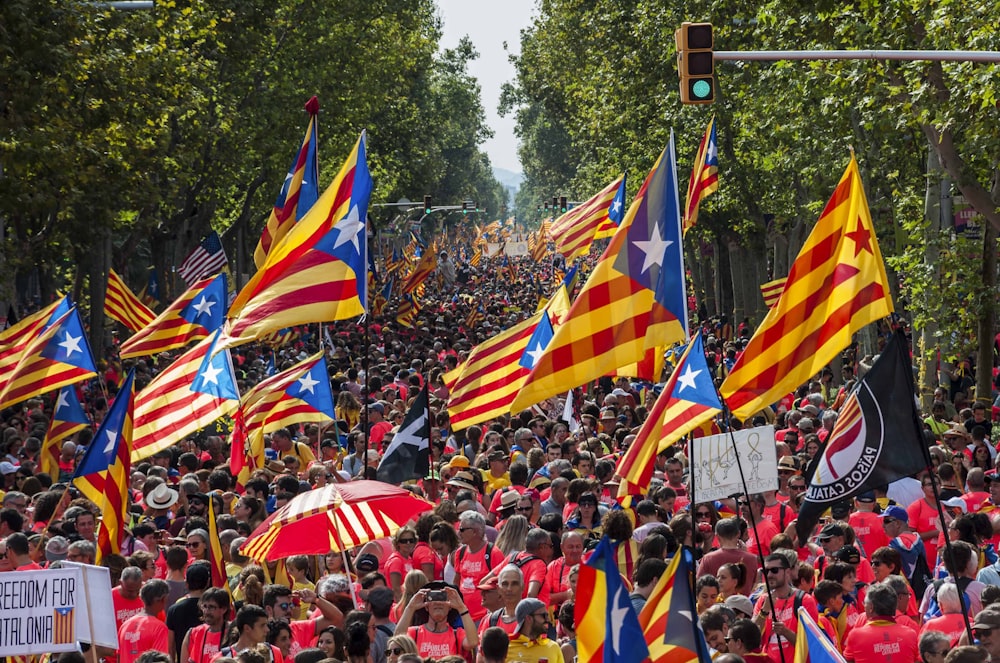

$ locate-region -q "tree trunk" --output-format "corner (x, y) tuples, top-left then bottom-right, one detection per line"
(976, 217), (997, 405)
(88, 230), (111, 362)
(728, 239), (745, 324)
(918, 146), (942, 410)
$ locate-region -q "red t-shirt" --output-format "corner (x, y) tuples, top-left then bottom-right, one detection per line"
(288, 618), (319, 658)
(754, 591), (819, 663)
(384, 551), (415, 583)
(747, 519), (780, 557)
(412, 542), (443, 581)
(920, 613), (967, 645)
(118, 614), (169, 663)
(111, 587), (145, 631)
(407, 625), (466, 659)
(849, 511), (889, 557)
(843, 619), (919, 662)
(907, 499), (940, 566)
(454, 543), (507, 621)
(511, 551), (549, 605)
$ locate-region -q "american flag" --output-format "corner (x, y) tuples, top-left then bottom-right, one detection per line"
(178, 231), (228, 284)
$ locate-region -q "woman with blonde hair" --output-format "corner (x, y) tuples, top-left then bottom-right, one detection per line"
(495, 515), (530, 557)
(335, 391), (361, 431)
(385, 634), (418, 663)
(385, 526), (418, 601)
(390, 569), (428, 622)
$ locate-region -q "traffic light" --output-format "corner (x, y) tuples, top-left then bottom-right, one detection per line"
(462, 200), (476, 214)
(559, 196), (567, 213)
(552, 197), (559, 213)
(675, 22), (714, 105)
(423, 195), (432, 215)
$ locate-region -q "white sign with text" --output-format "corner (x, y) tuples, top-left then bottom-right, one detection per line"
(690, 425), (779, 502)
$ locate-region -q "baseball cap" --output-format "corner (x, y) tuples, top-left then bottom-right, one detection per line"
(832, 545), (861, 565)
(355, 553), (380, 573)
(856, 491), (876, 503)
(880, 505), (909, 523)
(943, 497), (968, 513)
(973, 609), (1000, 630)
(45, 536), (70, 563)
(513, 598), (547, 635)
(725, 594), (754, 618)
(477, 576), (499, 591)
(446, 455), (471, 470)
(817, 523), (847, 541)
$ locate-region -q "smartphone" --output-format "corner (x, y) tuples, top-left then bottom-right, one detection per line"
(427, 590), (448, 602)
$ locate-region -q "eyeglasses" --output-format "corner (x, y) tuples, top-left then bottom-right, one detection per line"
(398, 538), (416, 544)
(277, 602), (293, 610)
(186, 542), (203, 549)
(778, 469), (795, 475)
(387, 648), (405, 656)
(975, 628), (994, 638)
(516, 506), (533, 513)
(8, 502), (26, 509)
(764, 566), (786, 575)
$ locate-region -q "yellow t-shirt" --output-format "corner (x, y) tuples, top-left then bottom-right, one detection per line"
(481, 469), (511, 494)
(292, 579), (315, 619)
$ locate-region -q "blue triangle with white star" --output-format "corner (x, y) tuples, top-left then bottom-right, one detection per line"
(54, 386), (89, 425)
(667, 332), (722, 409)
(40, 307), (97, 372)
(609, 174), (627, 225)
(74, 369), (135, 478)
(286, 356), (335, 418)
(192, 331), (239, 400)
(519, 312), (555, 370)
(179, 273), (227, 331)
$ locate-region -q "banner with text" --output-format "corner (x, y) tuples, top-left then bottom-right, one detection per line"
(690, 425), (779, 503)
(0, 567), (82, 656)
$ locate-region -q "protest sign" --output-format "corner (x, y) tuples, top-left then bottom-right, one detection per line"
(689, 425), (779, 503)
(63, 562), (118, 649)
(0, 567), (81, 656)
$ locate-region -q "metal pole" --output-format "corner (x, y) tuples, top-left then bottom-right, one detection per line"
(714, 49), (1000, 63)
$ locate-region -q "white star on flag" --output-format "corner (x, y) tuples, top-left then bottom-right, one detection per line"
(193, 296), (215, 317)
(632, 223), (671, 274)
(102, 429), (119, 454)
(55, 390), (70, 412)
(524, 342), (545, 368)
(333, 205), (364, 254)
(610, 584), (628, 655)
(297, 373), (319, 395)
(611, 199), (622, 214)
(199, 363), (223, 386)
(59, 332), (83, 357)
(676, 365), (702, 392)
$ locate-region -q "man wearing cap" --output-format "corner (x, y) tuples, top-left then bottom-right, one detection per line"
(816, 523), (875, 583)
(969, 608), (1000, 660)
(366, 403), (394, 451)
(850, 492), (889, 556)
(881, 505), (927, 583)
(481, 451), (511, 495)
(842, 583), (918, 663)
(506, 598), (564, 663)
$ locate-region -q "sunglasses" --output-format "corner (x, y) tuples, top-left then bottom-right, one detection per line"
(695, 512), (712, 519)
(186, 542), (203, 549)
(764, 566), (786, 575)
(277, 602), (293, 610)
(975, 628), (994, 638)
(882, 518), (896, 524)
(788, 484), (806, 491)
(871, 560), (885, 567)
(516, 506), (533, 513)
(778, 469), (795, 475)
(459, 527), (475, 533)
(387, 648), (405, 656)
(398, 539), (416, 544)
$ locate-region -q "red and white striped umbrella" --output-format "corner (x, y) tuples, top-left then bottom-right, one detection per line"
(240, 480), (433, 561)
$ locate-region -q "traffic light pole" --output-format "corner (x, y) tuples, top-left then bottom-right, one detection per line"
(714, 49), (1000, 63)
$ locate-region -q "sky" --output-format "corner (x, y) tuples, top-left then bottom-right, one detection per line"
(436, 0), (537, 174)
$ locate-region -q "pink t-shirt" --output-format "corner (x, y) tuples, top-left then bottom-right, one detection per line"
(119, 614), (169, 663)
(843, 620), (919, 662)
(407, 625), (466, 659)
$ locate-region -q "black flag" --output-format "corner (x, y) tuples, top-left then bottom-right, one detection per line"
(796, 331), (928, 544)
(376, 383), (430, 484)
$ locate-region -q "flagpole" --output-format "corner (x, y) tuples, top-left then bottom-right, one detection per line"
(361, 316), (370, 479)
(716, 400), (788, 663)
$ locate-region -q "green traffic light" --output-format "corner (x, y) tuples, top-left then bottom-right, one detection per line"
(692, 80), (712, 98)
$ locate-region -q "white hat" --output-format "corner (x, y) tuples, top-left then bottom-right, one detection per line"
(146, 483), (180, 510)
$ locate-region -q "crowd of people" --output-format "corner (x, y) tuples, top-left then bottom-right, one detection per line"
(4, 254), (1000, 663)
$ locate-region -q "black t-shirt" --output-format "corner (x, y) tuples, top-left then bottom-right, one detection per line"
(166, 595), (203, 655)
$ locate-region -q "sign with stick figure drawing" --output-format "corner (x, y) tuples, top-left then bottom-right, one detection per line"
(690, 426), (778, 502)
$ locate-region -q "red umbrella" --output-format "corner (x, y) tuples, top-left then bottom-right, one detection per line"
(241, 480), (433, 561)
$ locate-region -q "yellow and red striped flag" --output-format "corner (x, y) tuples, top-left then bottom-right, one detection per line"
(0, 306), (98, 411)
(396, 293), (420, 328)
(448, 287), (570, 431)
(131, 332), (240, 461)
(639, 547), (712, 662)
(682, 115), (719, 234)
(104, 269), (156, 333)
(226, 133), (372, 347)
(0, 297), (70, 396)
(73, 369), (135, 562)
(119, 273), (226, 359)
(512, 137), (688, 412)
(760, 277), (787, 309)
(721, 156), (893, 421)
(41, 386), (90, 479)
(254, 97), (320, 268)
(240, 352), (335, 441)
(549, 177), (625, 260)
(402, 245), (437, 294)
(207, 493), (231, 593)
(616, 333), (721, 496)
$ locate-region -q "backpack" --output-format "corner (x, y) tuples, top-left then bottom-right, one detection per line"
(511, 554), (540, 570)
(456, 542), (494, 568)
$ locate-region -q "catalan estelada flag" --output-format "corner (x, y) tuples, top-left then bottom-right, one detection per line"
(131, 332), (239, 461)
(448, 287), (570, 431)
(396, 293), (420, 328)
(794, 607), (847, 663)
(549, 176), (625, 260)
(119, 273), (227, 358)
(207, 492), (230, 593)
(240, 351), (335, 440)
(616, 332), (721, 496)
(464, 304), (486, 330)
(104, 269), (156, 333)
(41, 386), (89, 479)
(575, 537), (649, 663)
(74, 368), (135, 561)
(52, 606), (75, 645)
(0, 296), (71, 396)
(0, 306), (97, 411)
(226, 132), (372, 345)
(682, 115), (719, 234)
(402, 245), (437, 294)
(639, 548), (712, 663)
(138, 267), (161, 308)
(512, 135), (688, 411)
(255, 96), (321, 268)
(721, 156), (893, 421)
